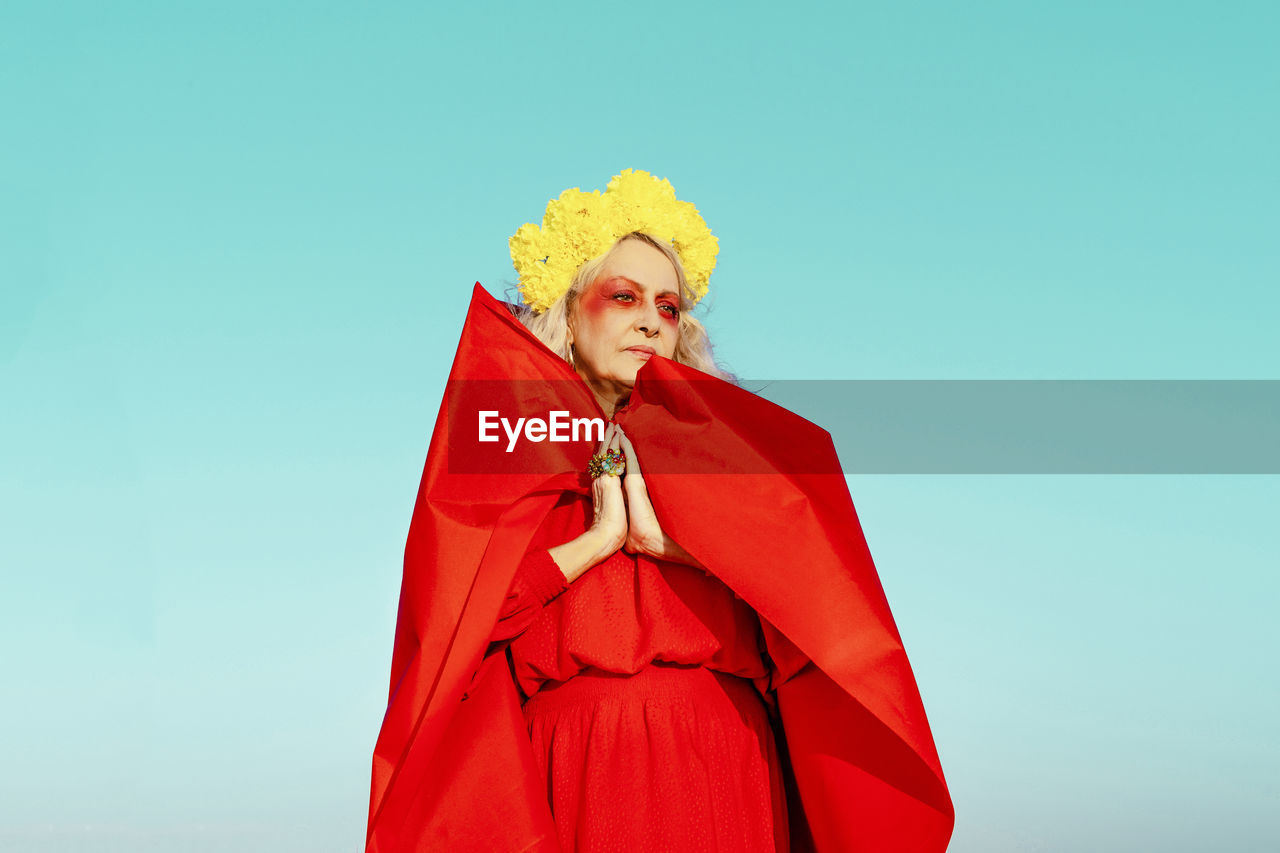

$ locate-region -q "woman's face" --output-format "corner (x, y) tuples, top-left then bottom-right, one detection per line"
(568, 239), (681, 399)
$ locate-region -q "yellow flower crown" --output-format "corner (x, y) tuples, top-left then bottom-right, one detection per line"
(508, 168), (719, 313)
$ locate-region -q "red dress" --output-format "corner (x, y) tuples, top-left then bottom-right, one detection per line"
(488, 491), (812, 853)
(366, 286), (955, 852)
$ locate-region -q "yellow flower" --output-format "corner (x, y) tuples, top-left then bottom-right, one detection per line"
(510, 169), (718, 311)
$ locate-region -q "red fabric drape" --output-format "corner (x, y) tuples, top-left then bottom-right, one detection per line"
(365, 282), (954, 851)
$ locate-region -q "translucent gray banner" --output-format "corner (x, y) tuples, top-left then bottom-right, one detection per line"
(748, 380), (1280, 474)
(441, 379), (1280, 474)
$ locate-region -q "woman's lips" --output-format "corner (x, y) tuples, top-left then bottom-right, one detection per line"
(626, 346), (655, 360)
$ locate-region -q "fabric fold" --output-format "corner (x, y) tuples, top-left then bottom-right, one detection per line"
(365, 282), (955, 852)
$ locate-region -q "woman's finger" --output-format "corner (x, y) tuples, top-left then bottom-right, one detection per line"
(615, 427), (642, 477)
(596, 422), (615, 457)
(589, 423), (626, 482)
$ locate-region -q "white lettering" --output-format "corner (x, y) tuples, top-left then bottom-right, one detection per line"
(480, 410), (607, 451)
(478, 411), (500, 442)
(502, 417), (526, 453)
(574, 417), (604, 442)
(549, 411), (570, 441)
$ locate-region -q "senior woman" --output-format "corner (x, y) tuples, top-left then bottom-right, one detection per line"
(365, 170), (954, 853)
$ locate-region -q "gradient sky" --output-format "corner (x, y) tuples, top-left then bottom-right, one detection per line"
(2, 2), (1277, 851)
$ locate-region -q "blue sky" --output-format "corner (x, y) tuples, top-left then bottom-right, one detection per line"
(2, 2), (1277, 851)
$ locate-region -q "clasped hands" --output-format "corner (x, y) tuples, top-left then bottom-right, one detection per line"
(587, 422), (701, 570)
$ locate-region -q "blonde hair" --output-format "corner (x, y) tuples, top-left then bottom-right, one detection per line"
(509, 232), (736, 383)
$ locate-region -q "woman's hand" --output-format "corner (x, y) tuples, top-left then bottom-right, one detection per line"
(586, 422), (628, 556)
(614, 425), (704, 570)
(544, 423), (627, 583)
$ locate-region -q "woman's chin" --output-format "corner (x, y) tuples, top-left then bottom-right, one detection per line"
(610, 363), (641, 385)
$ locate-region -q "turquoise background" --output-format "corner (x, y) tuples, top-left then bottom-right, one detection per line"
(2, 2), (1277, 851)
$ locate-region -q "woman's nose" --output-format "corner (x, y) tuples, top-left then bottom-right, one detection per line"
(635, 303), (660, 334)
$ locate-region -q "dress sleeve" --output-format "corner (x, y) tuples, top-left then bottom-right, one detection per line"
(489, 547), (570, 645)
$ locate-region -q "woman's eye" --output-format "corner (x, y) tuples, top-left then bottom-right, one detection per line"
(611, 291), (677, 317)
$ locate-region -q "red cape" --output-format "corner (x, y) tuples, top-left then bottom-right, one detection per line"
(366, 283), (954, 851)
